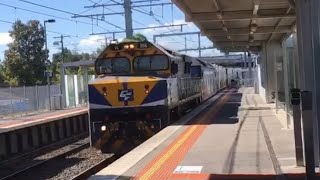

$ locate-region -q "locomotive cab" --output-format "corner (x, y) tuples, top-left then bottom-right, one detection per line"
(89, 41), (178, 152)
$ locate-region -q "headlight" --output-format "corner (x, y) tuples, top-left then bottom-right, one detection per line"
(101, 125), (107, 131)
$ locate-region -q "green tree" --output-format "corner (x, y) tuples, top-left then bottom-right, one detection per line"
(51, 48), (81, 83)
(3, 20), (47, 86)
(122, 33), (148, 42)
(0, 62), (5, 86)
(51, 48), (97, 83)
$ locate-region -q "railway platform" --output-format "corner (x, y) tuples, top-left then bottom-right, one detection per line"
(0, 107), (87, 133)
(90, 87), (309, 180)
(0, 107), (88, 161)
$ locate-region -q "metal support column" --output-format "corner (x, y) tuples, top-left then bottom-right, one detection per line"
(59, 35), (66, 109)
(198, 33), (201, 57)
(60, 66), (66, 108)
(301, 91), (316, 179)
(283, 43), (291, 128)
(274, 50), (279, 112)
(291, 89), (304, 166)
(153, 35), (156, 44)
(84, 66), (89, 104)
(248, 52), (252, 86)
(292, 33), (299, 88)
(47, 75), (51, 111)
(244, 52), (247, 85)
(311, 0), (320, 168)
(184, 35), (187, 54)
(244, 52), (247, 69)
(296, 0), (320, 166)
(124, 0), (133, 38)
(112, 32), (116, 41)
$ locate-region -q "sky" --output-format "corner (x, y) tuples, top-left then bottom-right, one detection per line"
(0, 0), (225, 61)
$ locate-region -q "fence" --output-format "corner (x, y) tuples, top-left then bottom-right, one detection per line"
(0, 85), (61, 117)
(0, 75), (95, 117)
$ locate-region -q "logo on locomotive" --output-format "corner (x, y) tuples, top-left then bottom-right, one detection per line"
(118, 89), (134, 102)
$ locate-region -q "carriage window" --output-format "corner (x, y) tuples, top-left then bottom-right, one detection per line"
(95, 57), (130, 74)
(134, 55), (168, 71)
(185, 62), (191, 73)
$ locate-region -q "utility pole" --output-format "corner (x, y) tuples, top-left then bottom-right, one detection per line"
(54, 35), (70, 63)
(54, 35), (69, 109)
(44, 19), (55, 111)
(198, 33), (201, 57)
(124, 0), (133, 38)
(184, 35), (187, 54)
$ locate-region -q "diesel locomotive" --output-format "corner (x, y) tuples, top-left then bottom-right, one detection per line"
(88, 41), (228, 152)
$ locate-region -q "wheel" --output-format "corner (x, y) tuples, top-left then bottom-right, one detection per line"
(161, 110), (171, 128)
(175, 106), (183, 119)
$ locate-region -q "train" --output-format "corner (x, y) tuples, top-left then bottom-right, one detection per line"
(88, 41), (230, 153)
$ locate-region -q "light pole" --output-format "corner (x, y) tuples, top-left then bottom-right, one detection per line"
(44, 19), (55, 111)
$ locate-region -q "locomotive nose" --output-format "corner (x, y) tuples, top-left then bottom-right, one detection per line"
(89, 76), (167, 107)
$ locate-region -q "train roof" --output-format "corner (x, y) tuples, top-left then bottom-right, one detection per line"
(156, 43), (217, 69)
(97, 41), (180, 60)
(96, 41), (220, 69)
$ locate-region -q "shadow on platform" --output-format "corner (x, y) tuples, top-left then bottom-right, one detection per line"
(181, 89), (242, 126)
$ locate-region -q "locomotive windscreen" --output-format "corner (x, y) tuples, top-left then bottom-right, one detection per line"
(95, 57), (130, 74)
(133, 55), (169, 71)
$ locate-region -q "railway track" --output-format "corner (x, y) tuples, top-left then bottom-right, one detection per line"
(0, 138), (90, 180)
(0, 132), (88, 166)
(71, 155), (119, 180)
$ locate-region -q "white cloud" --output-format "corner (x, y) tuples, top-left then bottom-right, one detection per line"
(79, 35), (105, 47)
(0, 33), (12, 45)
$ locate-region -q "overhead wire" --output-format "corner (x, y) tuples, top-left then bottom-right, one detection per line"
(0, 2), (110, 32)
(83, 0), (123, 31)
(89, 0), (148, 28)
(4, 0), (197, 53)
(0, 2), (108, 55)
(130, 1), (185, 35)
(0, 19), (106, 46)
(86, 0), (169, 34)
(13, 1), (122, 31)
(10, 0), (123, 31)
(132, 8), (184, 43)
(18, 0), (75, 15)
(132, 2), (199, 47)
(128, 1), (183, 43)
